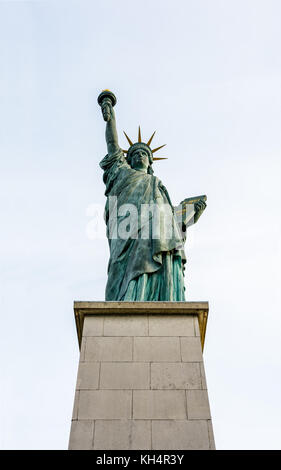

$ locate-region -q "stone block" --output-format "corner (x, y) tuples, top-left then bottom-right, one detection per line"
(152, 420), (210, 450)
(80, 337), (86, 362)
(68, 420), (94, 450)
(180, 337), (203, 362)
(78, 390), (132, 419)
(149, 315), (195, 336)
(151, 362), (201, 390)
(133, 390), (186, 419)
(200, 362), (207, 389)
(186, 390), (211, 419)
(104, 315), (148, 336)
(208, 420), (216, 449)
(85, 337), (133, 362)
(76, 362), (99, 390)
(194, 315), (201, 336)
(71, 391), (79, 420)
(134, 337), (180, 362)
(82, 316), (104, 336)
(93, 420), (151, 450)
(100, 362), (150, 389)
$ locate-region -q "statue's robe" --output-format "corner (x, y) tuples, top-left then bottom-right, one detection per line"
(100, 148), (186, 301)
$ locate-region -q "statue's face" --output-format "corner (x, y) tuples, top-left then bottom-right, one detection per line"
(130, 148), (150, 172)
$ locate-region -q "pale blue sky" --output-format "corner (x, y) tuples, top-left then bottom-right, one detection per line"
(1, 0), (281, 449)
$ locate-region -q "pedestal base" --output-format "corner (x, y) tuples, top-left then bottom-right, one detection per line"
(69, 301), (215, 450)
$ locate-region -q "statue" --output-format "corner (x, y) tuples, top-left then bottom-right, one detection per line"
(98, 90), (206, 301)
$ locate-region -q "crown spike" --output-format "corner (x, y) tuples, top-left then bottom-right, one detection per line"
(123, 131), (133, 146)
(153, 157), (168, 160)
(147, 131), (156, 147)
(138, 126), (142, 143)
(152, 144), (166, 153)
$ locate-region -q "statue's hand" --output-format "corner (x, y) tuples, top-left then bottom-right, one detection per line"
(101, 97), (114, 122)
(194, 198), (207, 224)
(194, 199), (207, 213)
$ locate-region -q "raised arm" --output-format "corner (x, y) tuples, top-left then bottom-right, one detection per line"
(98, 92), (120, 155)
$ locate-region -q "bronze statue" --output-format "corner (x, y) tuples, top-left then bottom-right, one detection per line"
(98, 90), (206, 301)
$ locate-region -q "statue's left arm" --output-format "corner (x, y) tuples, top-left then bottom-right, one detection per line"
(194, 199), (207, 224)
(174, 196), (207, 238)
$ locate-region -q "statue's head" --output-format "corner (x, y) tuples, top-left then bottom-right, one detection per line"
(123, 127), (167, 175)
(126, 143), (153, 173)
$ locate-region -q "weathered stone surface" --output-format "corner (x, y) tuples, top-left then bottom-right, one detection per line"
(208, 420), (216, 450)
(85, 337), (133, 362)
(68, 420), (94, 450)
(133, 390), (186, 419)
(71, 391), (79, 420)
(76, 362), (99, 390)
(69, 302), (214, 450)
(80, 337), (86, 362)
(151, 362), (201, 389)
(149, 315), (195, 337)
(94, 420), (151, 450)
(152, 420), (210, 450)
(134, 337), (181, 362)
(104, 315), (148, 336)
(74, 301), (209, 351)
(200, 362), (207, 389)
(194, 315), (201, 336)
(186, 390), (211, 419)
(78, 390), (132, 419)
(83, 316), (104, 336)
(100, 362), (150, 389)
(180, 336), (203, 362)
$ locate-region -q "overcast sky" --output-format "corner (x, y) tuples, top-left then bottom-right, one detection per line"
(1, 0), (281, 450)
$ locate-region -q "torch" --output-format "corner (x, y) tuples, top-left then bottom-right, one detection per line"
(97, 90), (117, 122)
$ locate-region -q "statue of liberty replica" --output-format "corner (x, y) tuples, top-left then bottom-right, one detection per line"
(68, 91), (214, 451)
(98, 90), (206, 302)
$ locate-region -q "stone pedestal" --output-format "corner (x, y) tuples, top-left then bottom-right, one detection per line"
(68, 301), (215, 450)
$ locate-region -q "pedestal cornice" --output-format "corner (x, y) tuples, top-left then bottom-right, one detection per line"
(73, 301), (209, 351)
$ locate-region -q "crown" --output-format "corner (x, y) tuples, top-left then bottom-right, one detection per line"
(123, 126), (167, 162)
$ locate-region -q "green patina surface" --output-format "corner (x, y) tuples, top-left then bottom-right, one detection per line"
(98, 91), (206, 301)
